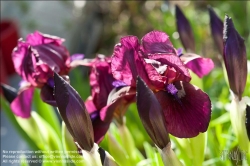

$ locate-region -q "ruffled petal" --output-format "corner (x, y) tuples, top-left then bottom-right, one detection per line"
(26, 31), (64, 46)
(12, 41), (38, 86)
(180, 53), (214, 78)
(141, 30), (176, 55)
(111, 36), (147, 87)
(10, 86), (35, 118)
(147, 53), (191, 83)
(155, 81), (211, 138)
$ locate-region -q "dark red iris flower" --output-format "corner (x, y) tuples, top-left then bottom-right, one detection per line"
(111, 30), (212, 138)
(83, 55), (135, 143)
(10, 31), (84, 118)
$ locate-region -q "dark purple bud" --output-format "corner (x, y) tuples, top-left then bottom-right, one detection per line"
(246, 105), (250, 141)
(223, 15), (247, 100)
(54, 72), (94, 151)
(136, 76), (170, 149)
(175, 5), (195, 52)
(208, 6), (224, 55)
(1, 84), (17, 103)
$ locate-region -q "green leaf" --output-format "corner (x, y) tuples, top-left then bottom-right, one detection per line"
(107, 130), (130, 166)
(31, 112), (65, 166)
(209, 111), (230, 127)
(15, 112), (45, 150)
(0, 97), (39, 151)
(62, 122), (85, 166)
(118, 123), (144, 164)
(33, 89), (61, 137)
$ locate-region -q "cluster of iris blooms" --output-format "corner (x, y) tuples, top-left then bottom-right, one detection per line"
(1, 5), (249, 166)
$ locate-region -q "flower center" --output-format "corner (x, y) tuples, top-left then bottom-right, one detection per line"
(166, 83), (178, 95)
(166, 83), (182, 105)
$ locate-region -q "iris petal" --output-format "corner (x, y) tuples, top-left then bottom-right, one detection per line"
(146, 53), (191, 83)
(180, 53), (214, 78)
(141, 30), (176, 55)
(155, 81), (211, 138)
(111, 36), (148, 87)
(10, 86), (35, 118)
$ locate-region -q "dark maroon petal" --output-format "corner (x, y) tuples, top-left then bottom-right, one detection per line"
(33, 43), (70, 74)
(141, 30), (176, 55)
(223, 15), (247, 100)
(147, 53), (191, 83)
(40, 84), (57, 106)
(1, 84), (18, 103)
(26, 31), (64, 46)
(208, 6), (223, 55)
(92, 115), (112, 143)
(246, 105), (250, 141)
(54, 72), (94, 151)
(12, 41), (38, 86)
(175, 5), (195, 52)
(89, 60), (115, 110)
(111, 36), (148, 87)
(136, 77), (170, 149)
(85, 97), (112, 143)
(10, 86), (35, 118)
(180, 53), (214, 78)
(155, 81), (211, 138)
(142, 58), (166, 89)
(102, 86), (136, 122)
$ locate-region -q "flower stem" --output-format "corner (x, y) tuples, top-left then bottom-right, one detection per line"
(230, 95), (249, 152)
(158, 142), (183, 166)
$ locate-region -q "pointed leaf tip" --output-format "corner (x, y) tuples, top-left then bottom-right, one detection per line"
(1, 84), (18, 103)
(54, 72), (94, 151)
(136, 76), (170, 149)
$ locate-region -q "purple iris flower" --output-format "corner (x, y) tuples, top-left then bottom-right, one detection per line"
(223, 15), (247, 100)
(83, 55), (135, 143)
(111, 30), (212, 138)
(10, 31), (84, 118)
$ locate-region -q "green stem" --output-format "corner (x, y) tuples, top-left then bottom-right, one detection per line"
(158, 142), (183, 166)
(230, 95), (249, 152)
